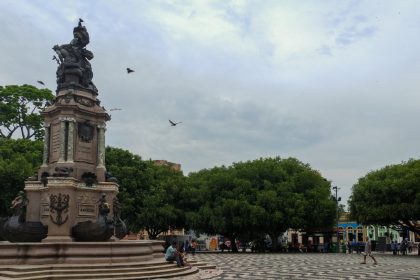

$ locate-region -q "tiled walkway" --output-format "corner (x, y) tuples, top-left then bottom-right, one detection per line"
(190, 252), (420, 279)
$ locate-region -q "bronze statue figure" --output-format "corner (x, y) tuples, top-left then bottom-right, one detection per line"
(53, 20), (98, 94)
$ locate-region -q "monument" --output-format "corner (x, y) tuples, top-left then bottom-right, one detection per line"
(0, 18), (123, 244)
(0, 20), (203, 279)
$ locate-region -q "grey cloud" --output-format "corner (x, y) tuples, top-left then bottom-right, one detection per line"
(335, 25), (377, 46)
(2, 1), (420, 206)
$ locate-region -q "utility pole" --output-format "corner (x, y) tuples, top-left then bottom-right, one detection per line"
(332, 186), (341, 252)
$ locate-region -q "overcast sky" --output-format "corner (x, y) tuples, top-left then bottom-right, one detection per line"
(1, 0), (420, 204)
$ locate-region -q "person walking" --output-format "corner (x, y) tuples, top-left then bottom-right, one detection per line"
(361, 238), (378, 265)
(401, 239), (407, 255)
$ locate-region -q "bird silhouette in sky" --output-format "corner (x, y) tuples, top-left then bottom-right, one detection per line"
(169, 120), (182, 126)
(37, 80), (45, 85)
(79, 18), (84, 26)
(109, 108), (122, 111)
(126, 68), (134, 74)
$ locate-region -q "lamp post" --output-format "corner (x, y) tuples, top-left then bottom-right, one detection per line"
(332, 186), (341, 252)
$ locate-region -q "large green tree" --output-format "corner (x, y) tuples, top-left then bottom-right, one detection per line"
(0, 138), (43, 216)
(0, 84), (54, 139)
(105, 146), (150, 231)
(187, 157), (336, 252)
(137, 163), (189, 239)
(105, 147), (189, 237)
(349, 159), (420, 235)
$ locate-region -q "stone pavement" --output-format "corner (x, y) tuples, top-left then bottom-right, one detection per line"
(187, 253), (420, 279)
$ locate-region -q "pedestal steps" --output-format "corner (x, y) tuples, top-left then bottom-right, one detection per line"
(0, 262), (199, 280)
(188, 260), (217, 270)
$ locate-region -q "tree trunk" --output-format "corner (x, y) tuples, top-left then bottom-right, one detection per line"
(147, 228), (161, 240)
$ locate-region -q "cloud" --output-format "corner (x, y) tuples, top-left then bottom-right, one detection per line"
(2, 0), (420, 205)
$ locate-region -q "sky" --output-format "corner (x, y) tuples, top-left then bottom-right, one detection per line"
(1, 0), (420, 204)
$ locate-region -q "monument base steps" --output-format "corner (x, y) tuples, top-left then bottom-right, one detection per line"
(0, 262), (200, 279)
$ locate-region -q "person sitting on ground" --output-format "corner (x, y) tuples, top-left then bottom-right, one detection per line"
(191, 239), (197, 255)
(361, 238), (378, 265)
(165, 241), (183, 267)
(178, 246), (192, 269)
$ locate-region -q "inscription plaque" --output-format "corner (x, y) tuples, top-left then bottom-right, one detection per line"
(41, 203), (50, 216)
(78, 203), (96, 217)
(76, 141), (94, 163)
(50, 124), (61, 162)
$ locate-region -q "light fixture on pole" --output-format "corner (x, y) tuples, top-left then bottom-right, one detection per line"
(332, 186), (341, 252)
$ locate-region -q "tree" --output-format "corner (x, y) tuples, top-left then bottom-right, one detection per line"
(187, 157), (336, 252)
(137, 163), (188, 239)
(187, 166), (253, 252)
(349, 159), (420, 235)
(0, 138), (43, 217)
(0, 85), (54, 139)
(105, 147), (189, 237)
(234, 157), (336, 251)
(105, 146), (150, 232)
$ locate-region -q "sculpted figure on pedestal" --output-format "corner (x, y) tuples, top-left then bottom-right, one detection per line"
(53, 19), (98, 93)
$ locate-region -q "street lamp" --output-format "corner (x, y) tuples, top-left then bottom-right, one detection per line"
(332, 186), (341, 252)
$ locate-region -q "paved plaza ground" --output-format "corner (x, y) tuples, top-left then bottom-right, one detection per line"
(190, 252), (420, 279)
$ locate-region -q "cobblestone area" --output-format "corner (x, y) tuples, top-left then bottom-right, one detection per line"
(190, 253), (420, 279)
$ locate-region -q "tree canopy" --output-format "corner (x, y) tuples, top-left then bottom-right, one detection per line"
(187, 157), (336, 251)
(0, 84), (54, 139)
(349, 159), (420, 235)
(105, 147), (189, 237)
(0, 138), (43, 216)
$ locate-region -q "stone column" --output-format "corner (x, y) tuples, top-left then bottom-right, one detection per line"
(41, 122), (50, 167)
(96, 123), (106, 182)
(67, 118), (76, 162)
(97, 124), (106, 168)
(58, 118), (66, 163)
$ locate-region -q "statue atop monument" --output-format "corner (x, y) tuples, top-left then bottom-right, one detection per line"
(53, 19), (98, 94)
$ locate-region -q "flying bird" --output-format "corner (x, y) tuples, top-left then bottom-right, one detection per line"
(126, 68), (134, 74)
(109, 108), (122, 111)
(169, 120), (182, 126)
(37, 80), (45, 85)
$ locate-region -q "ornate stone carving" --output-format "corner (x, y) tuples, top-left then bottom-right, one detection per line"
(53, 167), (73, 177)
(49, 193), (70, 226)
(78, 122), (94, 142)
(1, 192), (47, 242)
(74, 96), (94, 107)
(71, 193), (113, 241)
(113, 197), (127, 239)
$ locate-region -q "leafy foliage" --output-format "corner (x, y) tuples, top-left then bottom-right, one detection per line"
(105, 146), (150, 231)
(105, 147), (189, 237)
(0, 138), (43, 216)
(349, 159), (420, 234)
(137, 163), (188, 239)
(187, 157), (336, 251)
(0, 85), (54, 139)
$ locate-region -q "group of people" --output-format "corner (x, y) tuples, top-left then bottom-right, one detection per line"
(165, 240), (198, 268)
(390, 239), (416, 255)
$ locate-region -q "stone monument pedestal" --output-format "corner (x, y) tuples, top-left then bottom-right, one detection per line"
(25, 178), (118, 242)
